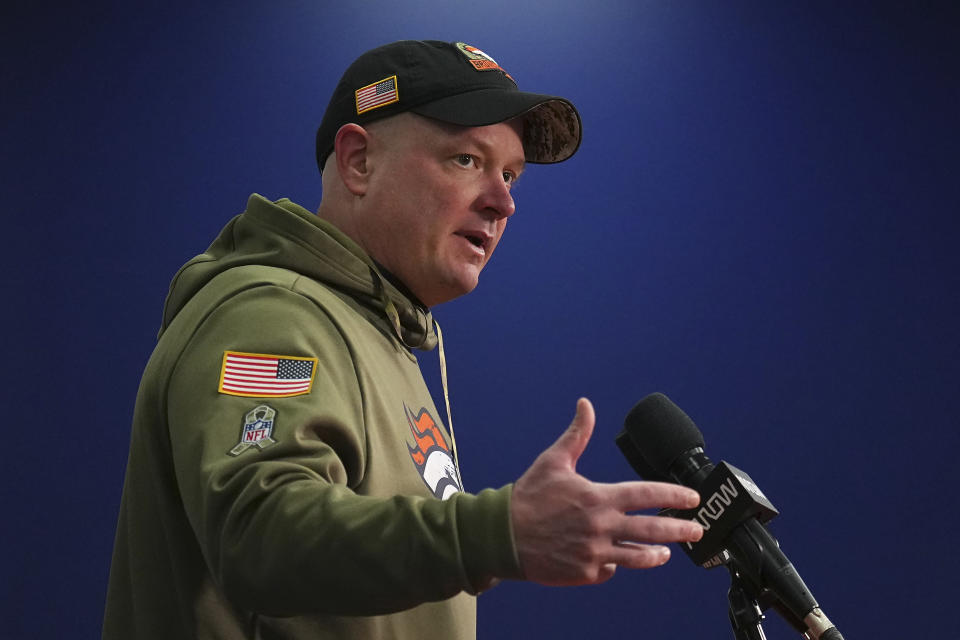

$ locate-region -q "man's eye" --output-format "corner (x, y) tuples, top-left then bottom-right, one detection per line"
(503, 171), (516, 186)
(455, 154), (476, 168)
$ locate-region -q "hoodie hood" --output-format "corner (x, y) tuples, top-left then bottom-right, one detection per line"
(160, 194), (437, 350)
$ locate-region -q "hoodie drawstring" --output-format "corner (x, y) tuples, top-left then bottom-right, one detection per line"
(364, 265), (462, 487)
(434, 320), (464, 490)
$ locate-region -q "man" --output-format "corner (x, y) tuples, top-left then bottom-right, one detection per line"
(103, 40), (702, 639)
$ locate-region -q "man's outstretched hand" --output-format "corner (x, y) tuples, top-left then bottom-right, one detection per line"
(510, 398), (703, 586)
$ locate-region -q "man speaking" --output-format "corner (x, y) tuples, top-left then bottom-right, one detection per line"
(103, 39), (702, 639)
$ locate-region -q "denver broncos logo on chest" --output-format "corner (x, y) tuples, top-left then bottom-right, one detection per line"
(403, 404), (463, 500)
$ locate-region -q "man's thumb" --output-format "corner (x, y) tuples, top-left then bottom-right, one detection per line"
(552, 397), (595, 468)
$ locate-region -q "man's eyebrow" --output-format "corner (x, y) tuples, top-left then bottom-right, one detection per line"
(458, 131), (526, 173)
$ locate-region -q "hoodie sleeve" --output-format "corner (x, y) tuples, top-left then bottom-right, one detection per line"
(165, 283), (521, 617)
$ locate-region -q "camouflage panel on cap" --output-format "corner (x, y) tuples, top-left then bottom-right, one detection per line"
(523, 100), (582, 164)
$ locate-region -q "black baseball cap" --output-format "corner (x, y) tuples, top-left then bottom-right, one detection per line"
(315, 40), (582, 172)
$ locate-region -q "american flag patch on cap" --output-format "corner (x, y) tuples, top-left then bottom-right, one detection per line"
(355, 75), (399, 114)
(218, 351), (318, 398)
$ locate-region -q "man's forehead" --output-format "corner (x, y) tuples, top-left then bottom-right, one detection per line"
(460, 119), (526, 167)
(372, 113), (524, 161)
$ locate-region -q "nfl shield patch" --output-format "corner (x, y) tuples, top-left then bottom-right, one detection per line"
(229, 405), (278, 456)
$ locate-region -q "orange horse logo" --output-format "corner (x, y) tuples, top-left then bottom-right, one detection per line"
(405, 404), (462, 500)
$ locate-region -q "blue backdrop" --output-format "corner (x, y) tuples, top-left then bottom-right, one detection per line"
(3, 1), (957, 637)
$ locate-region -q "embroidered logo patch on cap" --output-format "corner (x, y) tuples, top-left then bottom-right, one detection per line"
(454, 42), (513, 80)
(355, 75), (399, 114)
(229, 404), (278, 456)
(218, 351), (318, 398)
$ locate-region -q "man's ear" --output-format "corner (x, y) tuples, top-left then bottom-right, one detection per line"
(334, 123), (372, 196)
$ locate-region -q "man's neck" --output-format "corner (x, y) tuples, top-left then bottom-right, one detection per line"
(373, 260), (428, 310)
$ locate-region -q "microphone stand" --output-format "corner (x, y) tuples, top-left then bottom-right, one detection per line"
(725, 554), (823, 640)
(726, 559), (767, 640)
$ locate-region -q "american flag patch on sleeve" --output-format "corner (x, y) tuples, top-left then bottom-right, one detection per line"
(218, 351), (318, 398)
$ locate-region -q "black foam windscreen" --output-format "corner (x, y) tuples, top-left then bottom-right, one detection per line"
(622, 392), (705, 477)
(614, 429), (667, 481)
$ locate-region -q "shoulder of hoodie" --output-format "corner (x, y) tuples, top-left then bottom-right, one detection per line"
(159, 264), (410, 369)
(146, 266), (375, 401)
(169, 264), (374, 339)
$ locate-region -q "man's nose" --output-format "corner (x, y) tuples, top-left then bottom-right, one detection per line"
(477, 171), (516, 219)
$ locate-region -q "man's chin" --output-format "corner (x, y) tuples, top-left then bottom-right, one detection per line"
(421, 275), (480, 307)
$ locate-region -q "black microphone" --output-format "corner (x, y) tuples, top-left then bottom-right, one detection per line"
(616, 393), (844, 640)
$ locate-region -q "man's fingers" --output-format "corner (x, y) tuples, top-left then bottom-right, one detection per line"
(607, 480), (701, 513)
(545, 397), (596, 469)
(614, 513), (703, 545)
(596, 562), (617, 584)
(608, 542), (673, 570)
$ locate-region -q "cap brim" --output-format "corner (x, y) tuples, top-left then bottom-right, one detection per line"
(411, 89), (582, 164)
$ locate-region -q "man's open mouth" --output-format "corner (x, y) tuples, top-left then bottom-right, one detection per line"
(465, 234), (484, 248)
(457, 232), (488, 251)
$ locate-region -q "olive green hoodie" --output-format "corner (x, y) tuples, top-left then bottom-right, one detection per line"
(103, 194), (521, 639)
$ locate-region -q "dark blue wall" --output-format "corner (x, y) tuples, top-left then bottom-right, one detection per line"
(4, 1), (957, 637)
